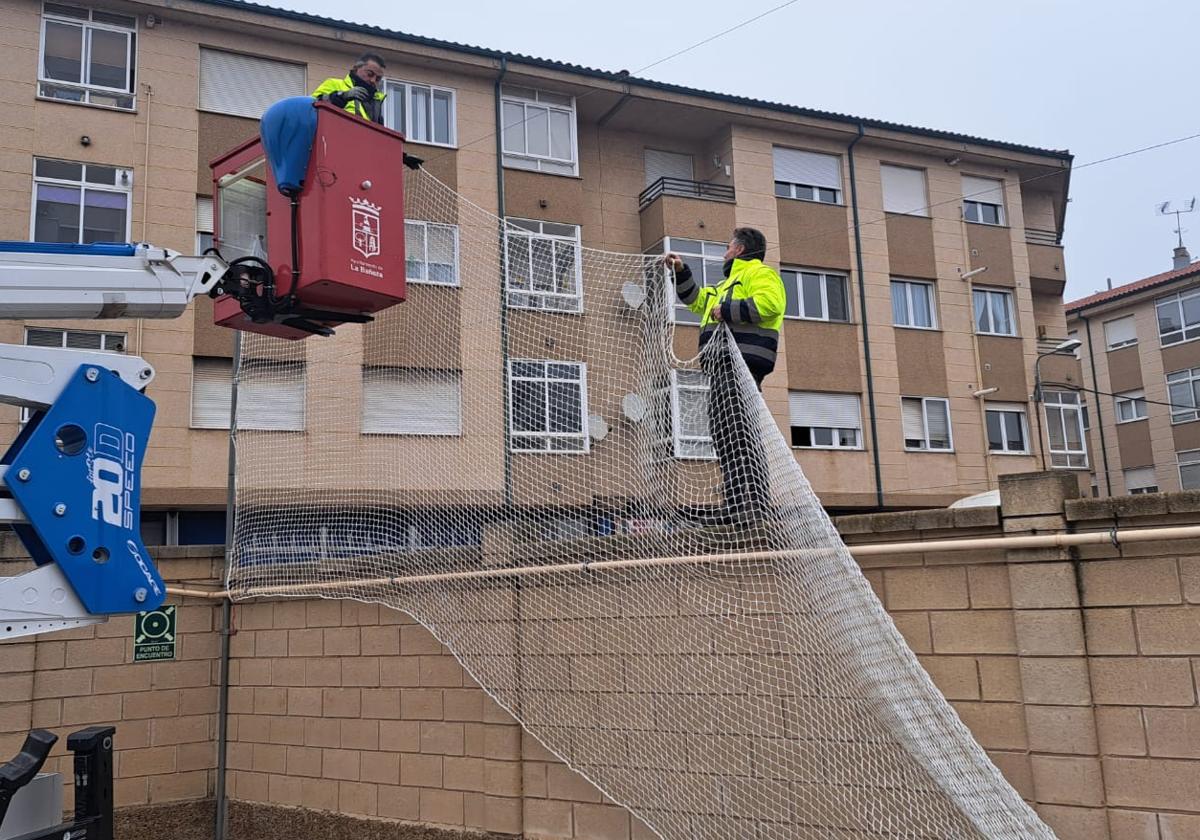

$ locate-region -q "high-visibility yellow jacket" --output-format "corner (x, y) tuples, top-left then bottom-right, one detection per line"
(311, 75), (387, 124)
(674, 257), (787, 381)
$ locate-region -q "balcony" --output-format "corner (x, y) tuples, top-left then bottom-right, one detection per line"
(638, 177), (735, 211)
(1026, 227), (1062, 246)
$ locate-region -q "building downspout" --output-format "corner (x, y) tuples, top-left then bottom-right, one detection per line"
(1080, 313), (1113, 496)
(213, 332), (241, 840)
(495, 57), (512, 509)
(846, 123), (885, 509)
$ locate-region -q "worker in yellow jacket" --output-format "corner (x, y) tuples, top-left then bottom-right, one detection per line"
(665, 227), (786, 520)
(312, 53), (388, 124)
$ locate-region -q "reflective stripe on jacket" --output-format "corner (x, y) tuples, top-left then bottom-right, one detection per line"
(311, 75), (387, 124)
(674, 257), (786, 379)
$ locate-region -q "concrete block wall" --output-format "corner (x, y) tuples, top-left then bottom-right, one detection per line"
(9, 474), (1200, 838)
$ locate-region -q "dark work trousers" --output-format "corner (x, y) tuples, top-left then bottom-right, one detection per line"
(701, 349), (770, 516)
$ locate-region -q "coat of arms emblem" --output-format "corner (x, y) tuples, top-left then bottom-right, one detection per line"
(350, 197), (382, 259)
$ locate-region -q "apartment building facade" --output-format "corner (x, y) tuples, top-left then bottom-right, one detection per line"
(1067, 254), (1200, 496)
(0, 0), (1080, 533)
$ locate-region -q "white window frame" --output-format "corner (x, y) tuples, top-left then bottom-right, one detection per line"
(772, 147), (842, 204)
(1180, 450), (1200, 491)
(962, 176), (1006, 226)
(985, 403), (1030, 455)
(1124, 466), (1159, 495)
(507, 360), (589, 454)
(1114, 390), (1148, 424)
(196, 195), (213, 255)
(890, 278), (938, 329)
(789, 391), (863, 450)
(361, 367), (462, 436)
(1168, 367), (1200, 424)
(659, 237), (726, 325)
(38, 3), (137, 110)
(504, 218), (582, 312)
(1103, 315), (1138, 350)
(973, 287), (1017, 337)
(781, 268), (851, 323)
(31, 158), (133, 244)
(384, 79), (456, 148)
(404, 220), (459, 286)
(666, 370), (715, 460)
(500, 86), (578, 175)
(1156, 288), (1200, 346)
(902, 396), (954, 452)
(1043, 390), (1088, 469)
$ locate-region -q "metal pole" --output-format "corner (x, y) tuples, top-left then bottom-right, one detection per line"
(167, 522), (1200, 599)
(213, 329), (241, 840)
(1034, 353), (1047, 470)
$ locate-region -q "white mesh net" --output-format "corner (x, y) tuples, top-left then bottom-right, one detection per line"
(226, 168), (1053, 839)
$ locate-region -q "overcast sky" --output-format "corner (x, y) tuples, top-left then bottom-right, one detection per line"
(274, 0), (1200, 301)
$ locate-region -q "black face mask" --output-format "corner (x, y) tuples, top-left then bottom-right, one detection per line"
(723, 258), (735, 278)
(349, 70), (377, 96)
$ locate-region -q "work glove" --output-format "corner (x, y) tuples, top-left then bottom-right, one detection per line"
(328, 87), (370, 107)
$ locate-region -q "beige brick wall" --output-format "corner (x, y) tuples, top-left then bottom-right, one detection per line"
(0, 538), (222, 813)
(8, 475), (1200, 839)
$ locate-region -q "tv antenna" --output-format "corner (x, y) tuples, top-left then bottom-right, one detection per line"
(1158, 198), (1197, 248)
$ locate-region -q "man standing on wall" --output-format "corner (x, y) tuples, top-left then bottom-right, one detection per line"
(664, 227), (786, 521)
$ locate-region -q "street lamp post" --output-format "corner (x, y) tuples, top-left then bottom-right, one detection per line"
(1033, 337), (1083, 471)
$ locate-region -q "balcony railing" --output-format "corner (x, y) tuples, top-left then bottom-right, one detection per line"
(638, 177), (735, 210)
(1026, 227), (1062, 246)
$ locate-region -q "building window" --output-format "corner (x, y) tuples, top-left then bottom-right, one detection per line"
(1124, 466), (1159, 495)
(1180, 451), (1200, 490)
(1043, 390), (1087, 468)
(190, 357), (305, 431)
(890, 279), (937, 329)
(880, 165), (928, 216)
(362, 368), (461, 435)
(198, 48), (306, 120)
(26, 326), (125, 351)
(973, 287), (1016, 336)
(405, 221), (458, 285)
(383, 80), (455, 147)
(656, 370), (714, 460)
(1168, 367), (1200, 423)
(504, 219), (581, 312)
(196, 195), (213, 253)
(32, 158), (132, 244)
(773, 147), (842, 204)
(789, 392), (862, 449)
(962, 175), (1005, 225)
(39, 3), (136, 109)
(500, 85), (577, 176)
(508, 360), (588, 453)
(902, 397), (953, 451)
(781, 269), (850, 322)
(1114, 390), (1148, 423)
(1156, 288), (1200, 346)
(985, 404), (1029, 454)
(659, 237), (725, 324)
(1103, 315), (1138, 350)
(643, 149), (694, 186)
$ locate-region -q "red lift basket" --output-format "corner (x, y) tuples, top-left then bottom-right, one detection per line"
(211, 101), (407, 340)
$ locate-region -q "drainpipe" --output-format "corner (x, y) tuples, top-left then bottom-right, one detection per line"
(846, 123), (885, 509)
(1080, 313), (1113, 496)
(213, 331), (241, 840)
(495, 57), (513, 509)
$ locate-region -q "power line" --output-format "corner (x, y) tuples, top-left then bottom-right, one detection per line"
(417, 0), (802, 169)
